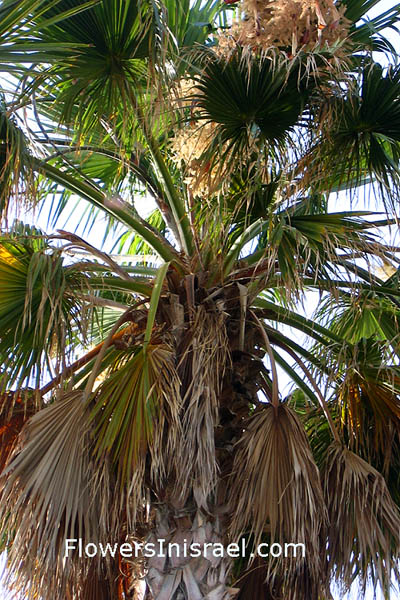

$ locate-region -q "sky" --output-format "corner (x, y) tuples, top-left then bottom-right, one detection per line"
(0, 0), (399, 598)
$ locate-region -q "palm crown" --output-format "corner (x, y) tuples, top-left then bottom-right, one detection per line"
(0, 0), (400, 598)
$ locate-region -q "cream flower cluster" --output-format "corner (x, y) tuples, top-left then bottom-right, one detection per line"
(217, 0), (350, 56)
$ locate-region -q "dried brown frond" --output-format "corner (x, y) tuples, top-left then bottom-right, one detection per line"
(323, 442), (400, 593)
(229, 403), (327, 587)
(0, 391), (115, 599)
(338, 369), (400, 463)
(0, 394), (36, 474)
(63, 559), (125, 600)
(147, 342), (183, 486)
(176, 304), (230, 509)
(236, 556), (281, 599)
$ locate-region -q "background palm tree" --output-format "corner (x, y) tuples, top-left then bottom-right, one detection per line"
(0, 0), (400, 598)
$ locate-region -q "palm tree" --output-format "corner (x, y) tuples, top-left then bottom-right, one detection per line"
(0, 0), (400, 598)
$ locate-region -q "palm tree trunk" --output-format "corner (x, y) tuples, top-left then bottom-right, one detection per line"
(143, 298), (264, 599)
(146, 505), (239, 600)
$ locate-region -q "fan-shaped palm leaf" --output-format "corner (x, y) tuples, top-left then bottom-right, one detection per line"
(0, 101), (34, 218)
(189, 51), (311, 168)
(0, 234), (88, 389)
(0, 390), (114, 599)
(230, 403), (327, 590)
(324, 442), (400, 594)
(309, 62), (400, 206)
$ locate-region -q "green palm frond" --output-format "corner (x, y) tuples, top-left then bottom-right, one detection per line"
(36, 159), (181, 262)
(190, 51), (311, 165)
(164, 0), (226, 51)
(251, 209), (389, 289)
(310, 62), (400, 206)
(0, 101), (34, 218)
(114, 208), (167, 258)
(0, 0), (99, 64)
(91, 342), (181, 488)
(350, 3), (400, 54)
(342, 0), (384, 23)
(27, 0), (153, 132)
(0, 232), (89, 389)
(315, 288), (400, 346)
(319, 332), (400, 467)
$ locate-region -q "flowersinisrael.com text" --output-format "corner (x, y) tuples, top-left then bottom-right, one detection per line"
(64, 538), (305, 560)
